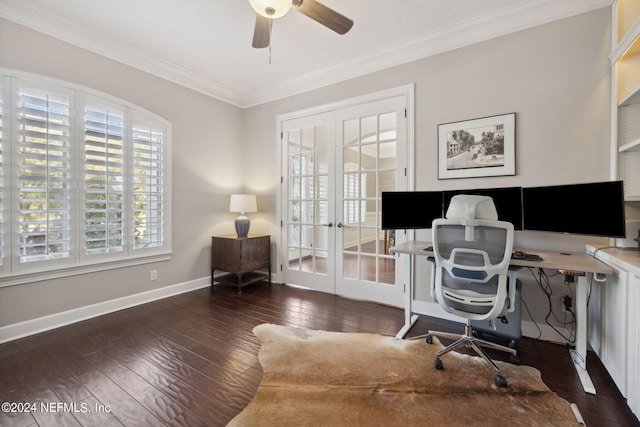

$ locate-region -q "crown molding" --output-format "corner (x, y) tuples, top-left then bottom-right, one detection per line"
(1, 0), (612, 108)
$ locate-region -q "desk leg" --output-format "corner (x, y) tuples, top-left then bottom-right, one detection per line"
(396, 253), (419, 339)
(570, 273), (596, 394)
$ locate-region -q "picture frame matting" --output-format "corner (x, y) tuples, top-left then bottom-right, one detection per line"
(438, 113), (516, 179)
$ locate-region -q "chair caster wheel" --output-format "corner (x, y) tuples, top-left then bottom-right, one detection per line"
(510, 354), (520, 365)
(434, 358), (444, 370)
(494, 375), (507, 387)
(426, 334), (433, 344)
(508, 339), (517, 349)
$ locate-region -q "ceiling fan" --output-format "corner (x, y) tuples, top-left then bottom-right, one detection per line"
(249, 0), (353, 48)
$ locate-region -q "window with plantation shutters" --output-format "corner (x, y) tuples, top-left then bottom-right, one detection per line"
(0, 71), (171, 283)
(83, 100), (125, 255)
(132, 119), (165, 250)
(18, 84), (72, 263)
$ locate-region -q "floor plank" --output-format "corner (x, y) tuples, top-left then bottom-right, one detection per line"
(0, 282), (638, 426)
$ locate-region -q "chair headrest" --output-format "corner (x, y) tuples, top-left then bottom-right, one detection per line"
(446, 195), (498, 221)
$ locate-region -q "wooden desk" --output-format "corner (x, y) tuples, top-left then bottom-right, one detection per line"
(390, 240), (613, 395)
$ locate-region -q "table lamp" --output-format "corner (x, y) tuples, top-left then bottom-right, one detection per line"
(230, 194), (257, 238)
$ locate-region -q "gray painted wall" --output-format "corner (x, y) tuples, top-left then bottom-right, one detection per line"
(242, 8), (614, 333)
(0, 8), (620, 338)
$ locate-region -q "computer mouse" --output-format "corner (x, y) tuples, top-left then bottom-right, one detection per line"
(512, 250), (526, 259)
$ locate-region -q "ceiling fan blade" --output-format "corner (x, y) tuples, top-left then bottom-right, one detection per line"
(292, 0), (353, 35)
(252, 14), (271, 48)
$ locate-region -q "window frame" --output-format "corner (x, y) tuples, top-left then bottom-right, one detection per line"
(0, 70), (172, 287)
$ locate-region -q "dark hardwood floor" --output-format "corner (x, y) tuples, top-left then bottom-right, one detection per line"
(1, 282), (638, 427)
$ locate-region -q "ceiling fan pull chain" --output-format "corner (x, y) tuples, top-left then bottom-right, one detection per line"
(269, 18), (273, 64)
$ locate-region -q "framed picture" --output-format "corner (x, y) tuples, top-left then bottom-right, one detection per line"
(438, 113), (516, 179)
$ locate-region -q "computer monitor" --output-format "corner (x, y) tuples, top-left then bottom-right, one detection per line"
(522, 181), (626, 238)
(443, 187), (523, 230)
(381, 191), (444, 229)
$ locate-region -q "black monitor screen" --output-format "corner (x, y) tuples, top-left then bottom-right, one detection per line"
(443, 187), (523, 230)
(522, 181), (626, 238)
(381, 191), (444, 229)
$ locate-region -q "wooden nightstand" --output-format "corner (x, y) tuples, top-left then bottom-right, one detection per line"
(211, 235), (271, 292)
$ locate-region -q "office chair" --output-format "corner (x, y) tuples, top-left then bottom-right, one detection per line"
(425, 194), (518, 387)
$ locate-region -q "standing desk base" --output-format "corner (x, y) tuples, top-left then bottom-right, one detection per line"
(571, 274), (596, 395)
(395, 314), (419, 339)
(571, 349), (596, 394)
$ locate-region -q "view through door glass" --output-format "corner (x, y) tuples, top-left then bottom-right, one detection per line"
(336, 95), (406, 307)
(342, 113), (396, 282)
(283, 112), (336, 294)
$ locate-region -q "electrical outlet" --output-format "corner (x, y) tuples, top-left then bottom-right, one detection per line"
(150, 270), (158, 281)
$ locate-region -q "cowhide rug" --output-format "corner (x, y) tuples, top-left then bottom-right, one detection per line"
(227, 324), (582, 426)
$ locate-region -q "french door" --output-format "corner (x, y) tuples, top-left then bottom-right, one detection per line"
(280, 91), (410, 307)
(334, 96), (407, 306)
(282, 112), (337, 293)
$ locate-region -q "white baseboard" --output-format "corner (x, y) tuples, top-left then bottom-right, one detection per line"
(0, 277), (211, 344)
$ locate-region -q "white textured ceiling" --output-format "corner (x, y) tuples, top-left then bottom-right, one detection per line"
(0, 0), (611, 107)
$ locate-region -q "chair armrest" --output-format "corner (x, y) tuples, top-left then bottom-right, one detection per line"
(506, 271), (518, 312)
(427, 257), (436, 299)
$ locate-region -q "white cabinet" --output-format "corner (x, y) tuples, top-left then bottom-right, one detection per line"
(627, 273), (640, 417)
(588, 244), (640, 419)
(599, 266), (628, 395)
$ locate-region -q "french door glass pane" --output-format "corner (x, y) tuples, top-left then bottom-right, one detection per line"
(343, 252), (358, 279)
(341, 111), (397, 285)
(287, 123), (329, 276)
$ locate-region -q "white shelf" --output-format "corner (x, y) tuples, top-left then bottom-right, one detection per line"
(619, 138), (640, 152)
(620, 84), (640, 107)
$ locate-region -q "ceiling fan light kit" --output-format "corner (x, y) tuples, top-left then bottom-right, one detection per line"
(250, 0), (353, 49)
(249, 0), (292, 18)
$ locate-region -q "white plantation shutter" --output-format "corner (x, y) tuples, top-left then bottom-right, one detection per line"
(343, 163), (366, 225)
(132, 117), (165, 250)
(18, 85), (72, 264)
(83, 100), (125, 255)
(0, 71), (171, 281)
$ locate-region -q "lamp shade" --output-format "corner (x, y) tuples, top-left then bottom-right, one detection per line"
(249, 0), (291, 18)
(230, 194), (257, 214)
